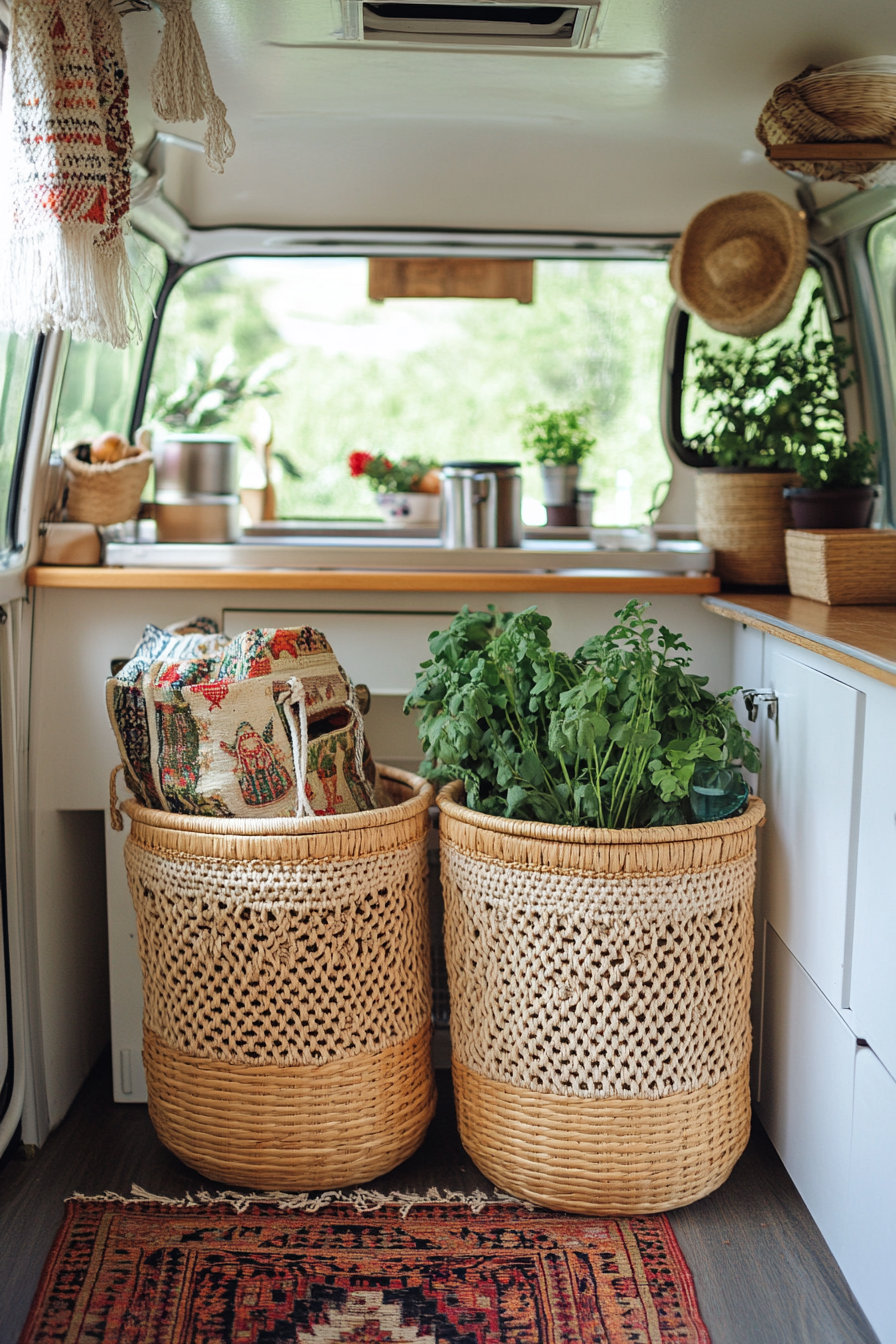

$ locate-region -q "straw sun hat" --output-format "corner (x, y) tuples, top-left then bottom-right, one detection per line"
(669, 191), (808, 338)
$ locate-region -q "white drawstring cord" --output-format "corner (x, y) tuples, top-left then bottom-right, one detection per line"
(278, 677), (315, 818)
(345, 680), (368, 789)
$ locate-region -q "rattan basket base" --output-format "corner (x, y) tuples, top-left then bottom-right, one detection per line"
(144, 1024), (436, 1190)
(453, 1056), (751, 1215)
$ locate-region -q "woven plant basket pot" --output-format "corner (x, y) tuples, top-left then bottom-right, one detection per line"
(438, 781), (765, 1215)
(64, 447), (152, 525)
(695, 469), (798, 585)
(119, 765), (436, 1190)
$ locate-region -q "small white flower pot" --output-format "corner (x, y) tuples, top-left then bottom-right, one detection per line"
(375, 492), (441, 527)
(541, 465), (580, 506)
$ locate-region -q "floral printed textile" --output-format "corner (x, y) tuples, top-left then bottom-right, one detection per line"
(107, 626), (378, 819)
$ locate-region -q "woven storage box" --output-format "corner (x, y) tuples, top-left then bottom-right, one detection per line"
(785, 528), (896, 605)
(64, 446), (152, 525)
(118, 765), (436, 1189)
(438, 781), (765, 1214)
(696, 470), (798, 586)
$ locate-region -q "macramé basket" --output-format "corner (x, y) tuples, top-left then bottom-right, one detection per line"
(438, 781), (765, 1214)
(695, 469), (799, 586)
(64, 446), (152, 526)
(118, 765), (436, 1190)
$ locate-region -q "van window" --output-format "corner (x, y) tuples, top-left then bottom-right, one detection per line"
(0, 330), (37, 555)
(52, 235), (167, 450)
(148, 257), (675, 526)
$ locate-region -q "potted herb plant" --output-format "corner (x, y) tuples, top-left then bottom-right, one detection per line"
(406, 600), (764, 1214)
(348, 450), (441, 526)
(521, 404), (595, 526)
(784, 431), (877, 529)
(687, 282), (867, 583)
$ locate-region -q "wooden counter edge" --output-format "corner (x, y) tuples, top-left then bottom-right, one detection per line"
(27, 566), (721, 595)
(704, 596), (896, 690)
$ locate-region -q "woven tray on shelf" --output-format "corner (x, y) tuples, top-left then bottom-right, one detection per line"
(785, 528), (896, 605)
(117, 765), (436, 1190)
(438, 781), (765, 1215)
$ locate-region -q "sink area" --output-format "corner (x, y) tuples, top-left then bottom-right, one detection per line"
(101, 522), (713, 573)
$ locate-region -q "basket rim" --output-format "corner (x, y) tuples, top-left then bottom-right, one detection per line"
(437, 779), (765, 845)
(63, 446), (153, 476)
(121, 763), (433, 835)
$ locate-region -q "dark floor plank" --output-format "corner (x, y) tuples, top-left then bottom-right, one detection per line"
(0, 1052), (880, 1344)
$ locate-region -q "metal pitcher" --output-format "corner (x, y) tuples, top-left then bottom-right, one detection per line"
(440, 462), (523, 548)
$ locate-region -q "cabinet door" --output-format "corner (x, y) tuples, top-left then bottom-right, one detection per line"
(850, 684), (896, 1076)
(843, 1046), (896, 1344)
(757, 926), (857, 1267)
(761, 645), (864, 1008)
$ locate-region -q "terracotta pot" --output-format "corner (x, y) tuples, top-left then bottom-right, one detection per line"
(695, 469), (799, 585)
(784, 486), (875, 530)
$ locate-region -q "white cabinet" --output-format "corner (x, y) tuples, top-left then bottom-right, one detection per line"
(850, 682), (896, 1077)
(757, 926), (857, 1267)
(760, 645), (864, 1009)
(843, 1046), (896, 1344)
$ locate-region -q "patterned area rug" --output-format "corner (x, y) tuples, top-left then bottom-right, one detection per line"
(19, 1197), (711, 1343)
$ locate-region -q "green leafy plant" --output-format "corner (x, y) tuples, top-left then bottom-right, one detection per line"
(792, 430), (877, 490)
(686, 282), (869, 477)
(348, 450), (439, 493)
(148, 345), (286, 432)
(521, 404), (596, 466)
(405, 600), (759, 829)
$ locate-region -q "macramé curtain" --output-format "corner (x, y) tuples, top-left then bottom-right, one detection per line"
(0, 0), (234, 349)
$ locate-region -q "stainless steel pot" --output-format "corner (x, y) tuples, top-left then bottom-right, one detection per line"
(155, 434), (239, 497)
(154, 494), (242, 544)
(440, 462), (522, 548)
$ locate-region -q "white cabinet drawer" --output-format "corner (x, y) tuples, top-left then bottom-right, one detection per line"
(223, 608), (455, 695)
(761, 646), (864, 1007)
(757, 926), (857, 1267)
(843, 1046), (896, 1344)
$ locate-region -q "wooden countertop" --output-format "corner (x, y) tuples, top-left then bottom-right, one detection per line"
(704, 594), (896, 689)
(26, 567), (720, 595)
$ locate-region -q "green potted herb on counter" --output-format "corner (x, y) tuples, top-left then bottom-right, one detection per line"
(521, 403), (595, 526)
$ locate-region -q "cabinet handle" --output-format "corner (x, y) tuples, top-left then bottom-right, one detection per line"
(742, 688), (778, 722)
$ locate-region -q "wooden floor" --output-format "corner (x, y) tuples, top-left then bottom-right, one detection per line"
(0, 1051), (880, 1344)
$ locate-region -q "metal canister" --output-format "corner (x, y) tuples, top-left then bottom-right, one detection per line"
(154, 434), (241, 543)
(440, 462), (523, 548)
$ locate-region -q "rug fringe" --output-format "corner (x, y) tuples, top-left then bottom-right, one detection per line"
(67, 1183), (533, 1217)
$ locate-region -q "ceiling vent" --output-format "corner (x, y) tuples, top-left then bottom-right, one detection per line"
(339, 2), (605, 49)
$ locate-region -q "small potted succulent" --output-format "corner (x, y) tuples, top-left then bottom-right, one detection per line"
(348, 451), (441, 526)
(521, 404), (595, 525)
(785, 431), (877, 529)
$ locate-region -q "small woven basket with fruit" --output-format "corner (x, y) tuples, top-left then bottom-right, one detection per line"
(63, 431), (153, 526)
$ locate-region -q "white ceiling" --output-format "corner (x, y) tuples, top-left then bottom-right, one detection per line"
(122, 0), (890, 235)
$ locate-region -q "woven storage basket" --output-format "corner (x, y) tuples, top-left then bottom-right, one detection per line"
(119, 765), (436, 1189)
(64, 447), (152, 525)
(438, 781), (765, 1214)
(756, 65), (896, 186)
(696, 470), (798, 585)
(785, 528), (896, 605)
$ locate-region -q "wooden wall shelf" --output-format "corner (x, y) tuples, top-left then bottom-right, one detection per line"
(768, 143), (896, 162)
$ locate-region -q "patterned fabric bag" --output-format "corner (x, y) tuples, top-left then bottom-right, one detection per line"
(106, 618), (231, 809)
(108, 626), (377, 819)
